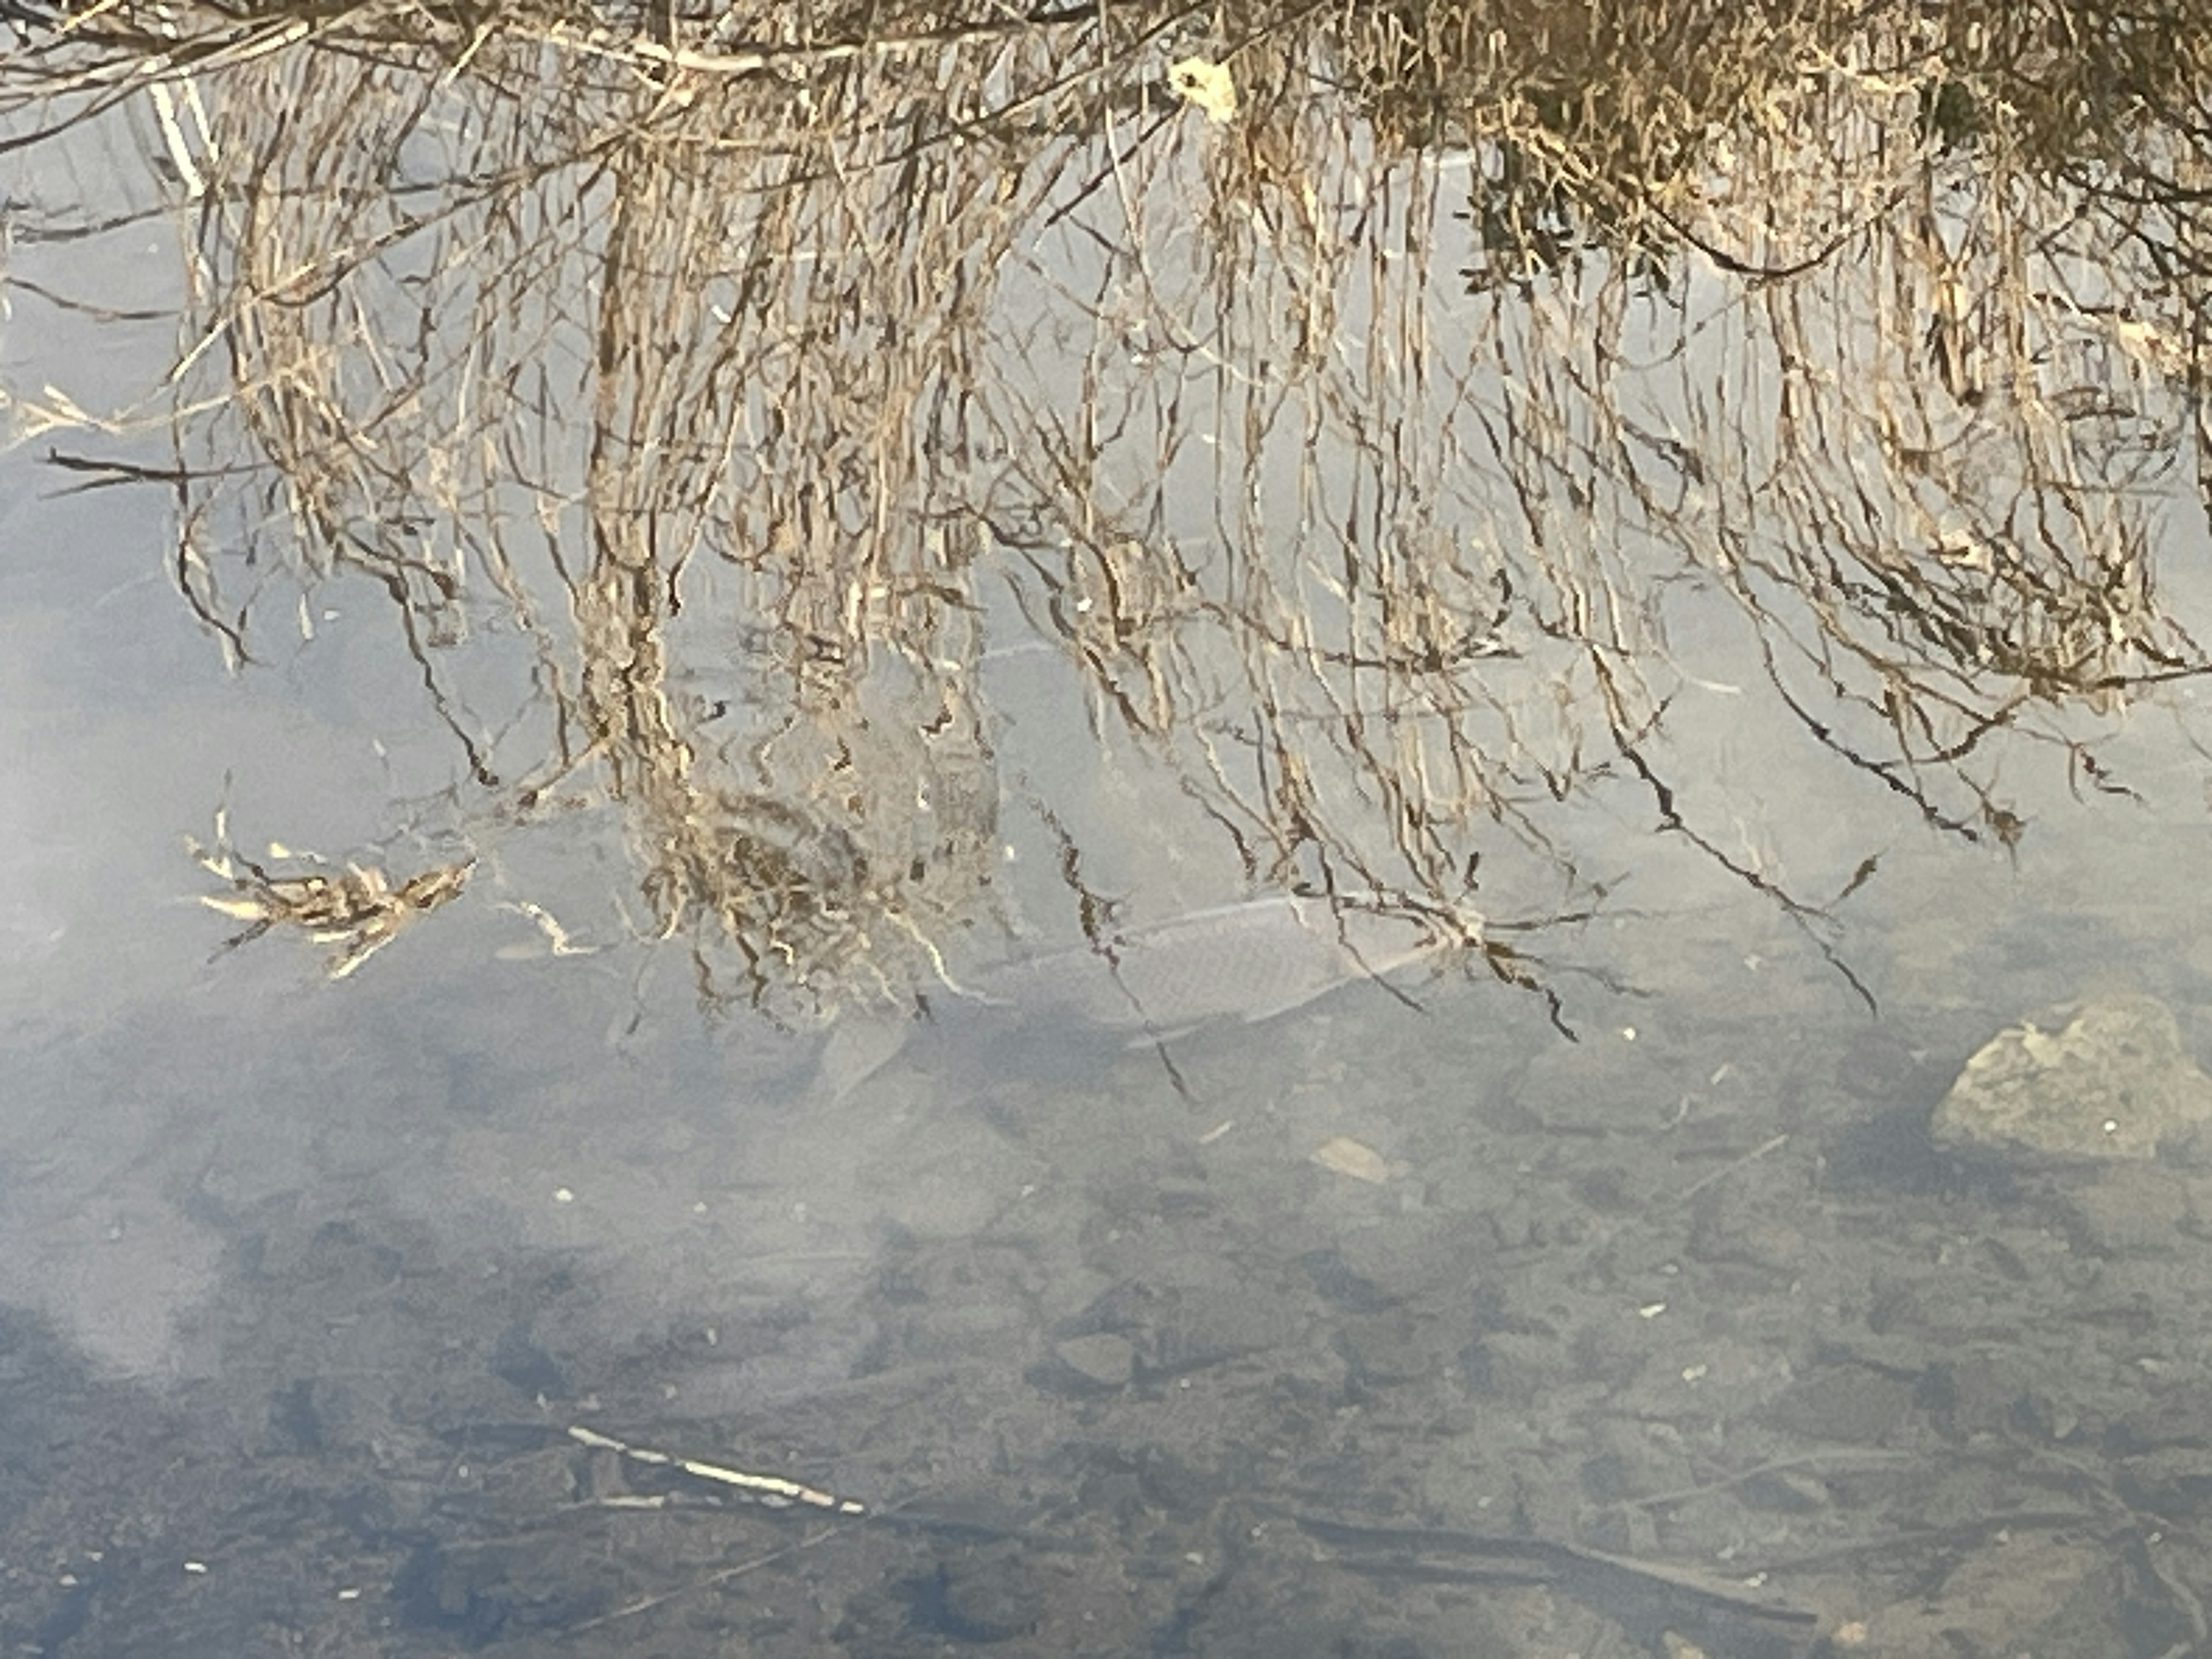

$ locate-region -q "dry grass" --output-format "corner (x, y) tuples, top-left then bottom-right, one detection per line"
(6, 0), (2211, 1014)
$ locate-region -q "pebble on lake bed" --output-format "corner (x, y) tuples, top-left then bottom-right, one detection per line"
(1310, 1136), (1392, 1185)
(1054, 1334), (1136, 1388)
(1930, 994), (2212, 1164)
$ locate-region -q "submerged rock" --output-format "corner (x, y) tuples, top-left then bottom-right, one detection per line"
(1930, 994), (2212, 1164)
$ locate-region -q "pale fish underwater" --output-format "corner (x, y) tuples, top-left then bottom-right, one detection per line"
(810, 894), (1450, 1103)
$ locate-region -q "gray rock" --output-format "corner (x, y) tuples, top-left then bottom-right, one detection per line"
(1931, 994), (2212, 1164)
(1053, 1332), (1136, 1388)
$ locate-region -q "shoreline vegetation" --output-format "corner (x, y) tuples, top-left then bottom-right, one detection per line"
(3, 1), (2210, 1021)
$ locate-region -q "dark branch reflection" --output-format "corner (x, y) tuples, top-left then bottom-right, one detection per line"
(4, 0), (2209, 1019)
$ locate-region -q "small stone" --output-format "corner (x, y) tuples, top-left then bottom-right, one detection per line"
(930, 1556), (1040, 1643)
(1311, 1136), (1391, 1184)
(1931, 995), (2212, 1164)
(1054, 1332), (1135, 1388)
(1763, 1365), (1919, 1444)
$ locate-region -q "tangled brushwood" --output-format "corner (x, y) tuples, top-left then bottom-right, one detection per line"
(6, 1), (2211, 1012)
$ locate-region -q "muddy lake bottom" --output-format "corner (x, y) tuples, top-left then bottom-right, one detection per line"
(5, 905), (2211, 1659)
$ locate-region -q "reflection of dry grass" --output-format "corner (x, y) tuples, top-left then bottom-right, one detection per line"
(190, 812), (471, 979)
(11, 1), (2212, 1014)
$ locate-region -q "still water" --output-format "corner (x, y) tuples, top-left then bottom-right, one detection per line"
(9, 35), (2212, 1659)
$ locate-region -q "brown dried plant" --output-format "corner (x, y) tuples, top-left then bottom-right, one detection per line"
(190, 809), (472, 979)
(6, 0), (2212, 1018)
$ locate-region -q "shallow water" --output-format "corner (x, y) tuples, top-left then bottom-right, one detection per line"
(11, 469), (2212, 1655)
(9, 66), (2212, 1659)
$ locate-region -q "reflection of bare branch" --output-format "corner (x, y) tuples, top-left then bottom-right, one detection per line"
(10, 1), (2212, 1014)
(190, 811), (471, 979)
